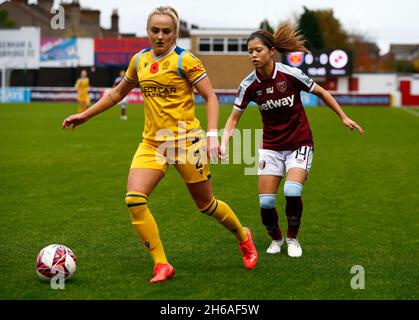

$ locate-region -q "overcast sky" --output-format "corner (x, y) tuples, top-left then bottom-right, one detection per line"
(44, 0), (419, 54)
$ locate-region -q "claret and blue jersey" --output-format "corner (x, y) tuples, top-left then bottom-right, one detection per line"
(234, 62), (316, 151)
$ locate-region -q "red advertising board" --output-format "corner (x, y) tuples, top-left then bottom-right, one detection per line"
(94, 38), (150, 66)
(400, 80), (419, 106)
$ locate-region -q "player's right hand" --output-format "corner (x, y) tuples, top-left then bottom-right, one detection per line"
(342, 116), (365, 135)
(219, 143), (229, 161)
(62, 114), (88, 130)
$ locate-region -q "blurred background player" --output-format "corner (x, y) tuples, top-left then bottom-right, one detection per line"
(113, 70), (128, 120)
(62, 6), (257, 283)
(74, 69), (90, 113)
(221, 22), (364, 258)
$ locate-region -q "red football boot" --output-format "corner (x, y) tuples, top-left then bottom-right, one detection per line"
(239, 227), (258, 269)
(149, 263), (175, 284)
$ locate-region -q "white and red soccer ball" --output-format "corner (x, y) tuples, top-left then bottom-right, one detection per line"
(35, 244), (77, 281)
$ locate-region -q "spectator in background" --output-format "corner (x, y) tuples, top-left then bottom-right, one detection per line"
(113, 70), (129, 120)
(74, 69), (90, 113)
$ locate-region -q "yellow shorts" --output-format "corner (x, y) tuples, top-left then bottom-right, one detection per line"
(130, 137), (211, 184)
(77, 96), (91, 105)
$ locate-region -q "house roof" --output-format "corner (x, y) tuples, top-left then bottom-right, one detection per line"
(390, 44), (419, 54)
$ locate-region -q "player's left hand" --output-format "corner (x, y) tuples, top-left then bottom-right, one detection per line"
(342, 116), (365, 135)
(62, 113), (88, 130)
(206, 136), (219, 163)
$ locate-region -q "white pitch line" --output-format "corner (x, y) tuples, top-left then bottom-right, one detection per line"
(397, 107), (419, 118)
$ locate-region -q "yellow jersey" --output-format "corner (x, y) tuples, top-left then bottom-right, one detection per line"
(125, 44), (207, 142)
(75, 78), (90, 99)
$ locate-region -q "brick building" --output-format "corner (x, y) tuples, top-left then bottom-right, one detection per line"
(190, 28), (255, 90)
(389, 44), (419, 62)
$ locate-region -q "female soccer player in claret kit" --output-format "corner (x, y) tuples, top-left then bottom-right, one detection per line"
(62, 6), (257, 283)
(113, 70), (129, 120)
(221, 22), (364, 258)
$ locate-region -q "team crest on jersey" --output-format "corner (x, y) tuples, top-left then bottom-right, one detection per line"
(150, 62), (159, 74)
(259, 160), (266, 170)
(276, 81), (287, 92)
(162, 61), (170, 70)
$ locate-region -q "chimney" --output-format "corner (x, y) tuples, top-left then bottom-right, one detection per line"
(37, 0), (53, 13)
(111, 9), (119, 32)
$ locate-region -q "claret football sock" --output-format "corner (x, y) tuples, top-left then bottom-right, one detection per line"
(285, 196), (303, 239)
(200, 197), (248, 242)
(260, 207), (283, 240)
(125, 192), (168, 265)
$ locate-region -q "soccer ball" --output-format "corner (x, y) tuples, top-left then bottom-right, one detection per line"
(35, 244), (77, 281)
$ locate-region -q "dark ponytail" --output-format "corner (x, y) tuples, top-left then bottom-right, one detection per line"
(273, 21), (309, 54)
(248, 21), (310, 54)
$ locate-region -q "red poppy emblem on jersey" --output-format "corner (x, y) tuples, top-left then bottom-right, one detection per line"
(150, 62), (159, 74)
(276, 81), (287, 92)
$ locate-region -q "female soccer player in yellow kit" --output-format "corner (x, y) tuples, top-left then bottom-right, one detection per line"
(74, 69), (90, 113)
(62, 6), (257, 283)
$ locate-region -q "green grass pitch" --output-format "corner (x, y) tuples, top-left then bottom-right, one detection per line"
(0, 102), (417, 300)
